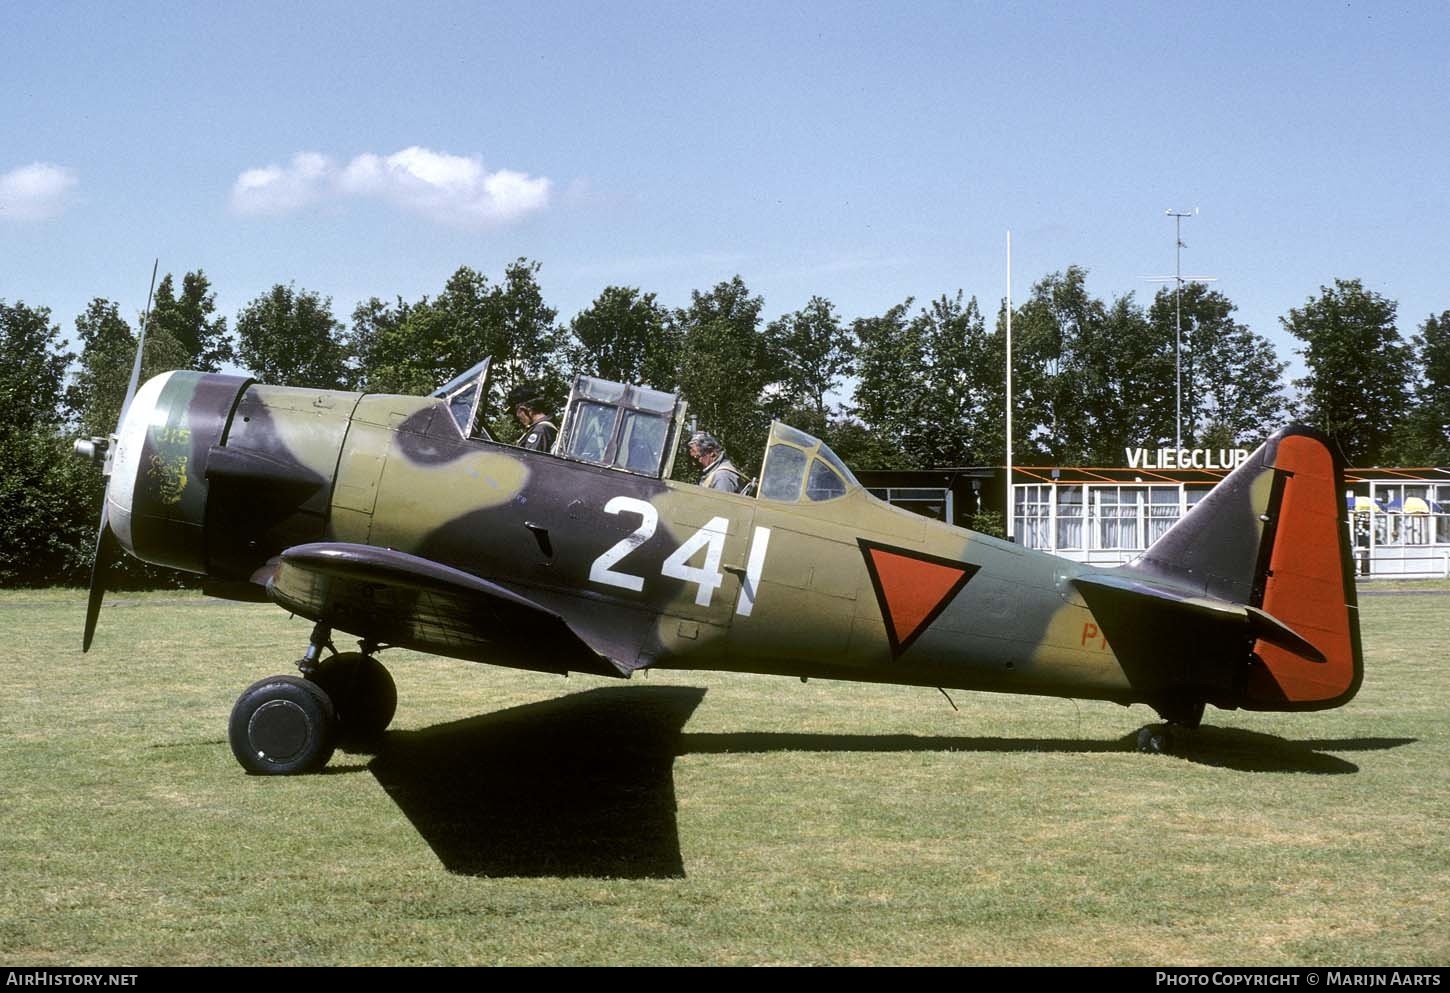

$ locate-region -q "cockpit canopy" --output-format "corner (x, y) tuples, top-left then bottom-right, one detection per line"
(557, 375), (688, 479)
(757, 421), (859, 504)
(428, 360), (857, 497)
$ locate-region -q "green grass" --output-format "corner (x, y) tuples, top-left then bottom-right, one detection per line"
(1, 588), (1446, 966)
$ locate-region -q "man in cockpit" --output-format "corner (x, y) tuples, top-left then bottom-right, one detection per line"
(508, 384), (558, 453)
(688, 431), (746, 493)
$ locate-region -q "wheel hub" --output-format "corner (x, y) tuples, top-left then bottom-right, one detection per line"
(248, 699), (313, 761)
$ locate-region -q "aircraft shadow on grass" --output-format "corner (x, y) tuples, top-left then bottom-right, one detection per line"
(361, 686), (1416, 878)
(365, 685), (706, 880)
(681, 727), (1415, 775)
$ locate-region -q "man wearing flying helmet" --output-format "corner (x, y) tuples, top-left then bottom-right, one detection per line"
(507, 383), (558, 453)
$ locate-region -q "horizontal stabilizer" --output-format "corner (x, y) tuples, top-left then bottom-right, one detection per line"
(1245, 606), (1326, 664)
(1072, 574), (1324, 664)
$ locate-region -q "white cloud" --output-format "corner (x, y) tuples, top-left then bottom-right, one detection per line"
(229, 152), (334, 215)
(0, 163), (78, 221)
(232, 146), (551, 226)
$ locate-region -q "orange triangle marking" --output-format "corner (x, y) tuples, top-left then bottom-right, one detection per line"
(858, 540), (979, 657)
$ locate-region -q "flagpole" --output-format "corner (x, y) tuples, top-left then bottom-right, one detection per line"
(1005, 230), (1014, 542)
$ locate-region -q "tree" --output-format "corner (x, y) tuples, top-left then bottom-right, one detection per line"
(849, 293), (1011, 469)
(1389, 310), (1450, 465)
(1283, 279), (1413, 465)
(1004, 269), (1179, 465)
(490, 258), (566, 408)
(353, 261), (566, 429)
(766, 296), (852, 427)
(68, 299), (135, 437)
(1074, 292), (1174, 464)
(1007, 267), (1107, 464)
(849, 300), (929, 468)
(236, 284), (351, 389)
(0, 299), (73, 430)
(914, 293), (1003, 467)
(673, 276), (776, 476)
(149, 270), (233, 372)
(821, 414), (918, 471)
(0, 427), (98, 585)
(351, 295), (432, 394)
(566, 286), (678, 389)
(1149, 284), (1287, 449)
(68, 298), (190, 442)
(0, 300), (92, 585)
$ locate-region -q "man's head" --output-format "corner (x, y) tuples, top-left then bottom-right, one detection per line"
(506, 384), (549, 427)
(688, 430), (722, 469)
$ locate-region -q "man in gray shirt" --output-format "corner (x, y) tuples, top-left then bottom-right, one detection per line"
(688, 431), (746, 493)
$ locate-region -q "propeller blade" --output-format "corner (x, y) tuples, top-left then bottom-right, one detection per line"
(117, 258), (159, 428)
(84, 259), (159, 651)
(83, 505), (121, 652)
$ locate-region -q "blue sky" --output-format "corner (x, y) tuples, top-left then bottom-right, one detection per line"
(3, 1), (1447, 386)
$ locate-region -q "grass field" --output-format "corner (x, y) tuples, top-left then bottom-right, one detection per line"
(2, 588), (1446, 966)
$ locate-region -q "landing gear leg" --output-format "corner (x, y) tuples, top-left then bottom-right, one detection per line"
(294, 620), (335, 679)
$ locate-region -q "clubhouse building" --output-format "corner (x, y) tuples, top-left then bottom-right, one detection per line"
(857, 447), (1450, 579)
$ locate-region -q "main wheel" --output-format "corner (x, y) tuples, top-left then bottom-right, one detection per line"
(308, 653), (396, 740)
(229, 676), (337, 775)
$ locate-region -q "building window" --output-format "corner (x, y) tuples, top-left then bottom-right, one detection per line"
(1147, 486), (1180, 544)
(1401, 485), (1434, 545)
(868, 487), (952, 523)
(1094, 487), (1142, 551)
(1015, 485), (1053, 549)
(1056, 485), (1083, 550)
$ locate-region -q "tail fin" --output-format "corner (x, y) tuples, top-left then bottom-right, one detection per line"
(1075, 425), (1362, 715)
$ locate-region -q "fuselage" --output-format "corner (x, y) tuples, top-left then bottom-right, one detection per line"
(103, 372), (1162, 709)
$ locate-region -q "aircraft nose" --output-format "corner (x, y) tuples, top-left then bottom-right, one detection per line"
(105, 371), (178, 555)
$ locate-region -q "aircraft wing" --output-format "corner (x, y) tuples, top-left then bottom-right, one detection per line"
(263, 542), (629, 678)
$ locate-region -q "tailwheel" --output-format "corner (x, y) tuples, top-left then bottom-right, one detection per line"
(229, 676), (338, 775)
(308, 652), (397, 741)
(1136, 724), (1173, 754)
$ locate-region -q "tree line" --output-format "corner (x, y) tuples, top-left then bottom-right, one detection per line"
(3, 259), (1446, 586)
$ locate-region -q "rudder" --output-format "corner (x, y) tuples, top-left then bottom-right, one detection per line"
(1244, 432), (1362, 709)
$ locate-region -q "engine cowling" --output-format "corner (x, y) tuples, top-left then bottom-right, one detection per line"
(108, 372), (253, 574)
(108, 372), (363, 583)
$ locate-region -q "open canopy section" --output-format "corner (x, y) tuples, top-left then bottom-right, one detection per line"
(557, 375), (688, 479)
(430, 358), (493, 440)
(757, 421), (860, 504)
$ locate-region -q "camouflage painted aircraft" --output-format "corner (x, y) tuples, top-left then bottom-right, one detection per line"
(76, 359), (1362, 774)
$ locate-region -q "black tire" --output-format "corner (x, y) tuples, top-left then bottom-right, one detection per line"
(229, 675), (337, 775)
(1136, 724), (1174, 755)
(308, 653), (397, 740)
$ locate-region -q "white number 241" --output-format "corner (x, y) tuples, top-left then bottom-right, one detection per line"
(587, 496), (771, 616)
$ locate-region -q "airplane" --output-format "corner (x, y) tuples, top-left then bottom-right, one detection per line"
(74, 353), (1363, 774)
